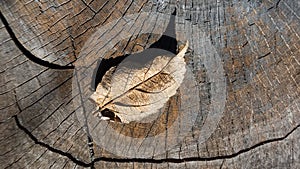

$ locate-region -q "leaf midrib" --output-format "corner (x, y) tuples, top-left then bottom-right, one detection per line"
(100, 55), (176, 110)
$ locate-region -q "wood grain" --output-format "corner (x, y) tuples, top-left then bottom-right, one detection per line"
(0, 0), (299, 168)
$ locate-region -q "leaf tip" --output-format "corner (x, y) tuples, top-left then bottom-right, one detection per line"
(178, 41), (189, 57)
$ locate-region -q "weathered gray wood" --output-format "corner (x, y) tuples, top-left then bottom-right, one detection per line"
(0, 0), (148, 66)
(0, 19), (91, 167)
(0, 0), (299, 168)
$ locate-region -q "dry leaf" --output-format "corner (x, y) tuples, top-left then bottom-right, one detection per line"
(90, 41), (189, 123)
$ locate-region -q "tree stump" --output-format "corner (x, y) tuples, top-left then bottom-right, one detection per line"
(0, 0), (299, 168)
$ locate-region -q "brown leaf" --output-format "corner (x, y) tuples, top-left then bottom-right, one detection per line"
(90, 41), (189, 123)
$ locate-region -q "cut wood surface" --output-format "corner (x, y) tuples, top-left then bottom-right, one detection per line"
(0, 0), (299, 168)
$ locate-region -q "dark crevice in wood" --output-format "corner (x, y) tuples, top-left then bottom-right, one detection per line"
(4, 153), (24, 169)
(21, 75), (73, 111)
(258, 51), (271, 60)
(40, 110), (75, 141)
(0, 91), (20, 123)
(122, 0), (135, 17)
(14, 96), (291, 167)
(275, 0), (282, 8)
(13, 115), (90, 167)
(74, 70), (96, 168)
(248, 22), (255, 26)
(0, 74), (71, 123)
(242, 41), (248, 47)
(0, 11), (74, 70)
(13, 90), (21, 111)
(24, 91), (69, 126)
(100, 0), (120, 25)
(80, 0), (96, 14)
(92, 123), (300, 163)
(12, 55), (299, 166)
(68, 26), (78, 63)
(0, 68), (48, 96)
(219, 159), (225, 169)
(95, 1), (109, 13)
(87, 136), (96, 169)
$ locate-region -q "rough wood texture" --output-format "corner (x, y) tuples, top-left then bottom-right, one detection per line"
(0, 0), (299, 168)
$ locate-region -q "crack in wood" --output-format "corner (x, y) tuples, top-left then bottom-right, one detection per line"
(13, 115), (90, 167)
(74, 69), (96, 168)
(0, 11), (74, 70)
(80, 0), (97, 14)
(275, 0), (282, 8)
(13, 90), (21, 111)
(93, 123), (300, 163)
(14, 111), (300, 166)
(3, 2), (298, 167)
(258, 51), (271, 60)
